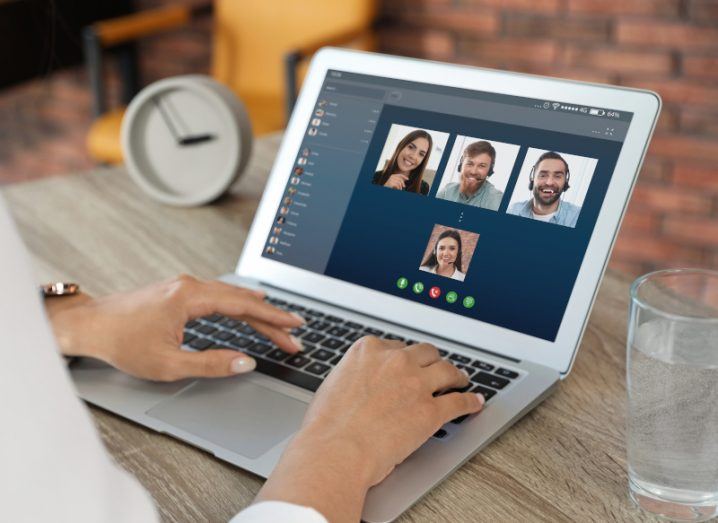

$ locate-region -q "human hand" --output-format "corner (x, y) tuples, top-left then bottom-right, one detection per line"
(301, 337), (483, 484)
(256, 336), (483, 522)
(383, 173), (409, 190)
(47, 275), (304, 381)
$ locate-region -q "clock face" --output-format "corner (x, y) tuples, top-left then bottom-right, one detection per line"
(124, 77), (243, 205)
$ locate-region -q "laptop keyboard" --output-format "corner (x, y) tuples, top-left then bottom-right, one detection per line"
(182, 295), (522, 437)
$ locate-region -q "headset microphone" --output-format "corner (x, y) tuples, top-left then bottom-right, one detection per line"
(528, 152), (571, 191)
(458, 155), (495, 176)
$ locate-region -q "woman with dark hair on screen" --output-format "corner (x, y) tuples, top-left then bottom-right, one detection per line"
(420, 229), (466, 281)
(372, 129), (433, 195)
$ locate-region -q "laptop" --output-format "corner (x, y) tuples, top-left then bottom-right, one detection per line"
(71, 49), (660, 522)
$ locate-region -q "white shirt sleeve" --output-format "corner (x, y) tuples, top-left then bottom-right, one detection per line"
(0, 196), (326, 523)
(230, 501), (327, 523)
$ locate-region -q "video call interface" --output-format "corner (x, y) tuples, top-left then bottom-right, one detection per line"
(262, 70), (632, 342)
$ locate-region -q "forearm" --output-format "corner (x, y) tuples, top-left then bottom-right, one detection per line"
(256, 429), (373, 523)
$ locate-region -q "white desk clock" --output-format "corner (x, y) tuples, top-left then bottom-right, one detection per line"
(121, 75), (252, 206)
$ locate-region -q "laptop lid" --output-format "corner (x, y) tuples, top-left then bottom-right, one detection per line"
(236, 48), (660, 375)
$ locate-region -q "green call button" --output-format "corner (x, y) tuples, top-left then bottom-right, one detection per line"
(412, 282), (424, 294)
(396, 277), (409, 289)
(462, 296), (476, 308)
(445, 291), (458, 304)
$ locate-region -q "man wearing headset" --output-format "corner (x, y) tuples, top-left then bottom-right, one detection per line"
(507, 151), (581, 228)
(436, 140), (503, 211)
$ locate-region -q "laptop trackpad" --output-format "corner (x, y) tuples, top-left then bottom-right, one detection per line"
(146, 378), (308, 459)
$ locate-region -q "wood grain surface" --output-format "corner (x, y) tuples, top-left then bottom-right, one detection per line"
(2, 134), (658, 522)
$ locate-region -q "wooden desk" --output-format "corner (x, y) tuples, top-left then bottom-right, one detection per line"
(2, 134), (655, 522)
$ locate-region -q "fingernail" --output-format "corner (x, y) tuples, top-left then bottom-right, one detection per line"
(290, 312), (306, 324)
(460, 368), (470, 379)
(231, 356), (256, 374)
(290, 335), (304, 352)
(475, 393), (486, 408)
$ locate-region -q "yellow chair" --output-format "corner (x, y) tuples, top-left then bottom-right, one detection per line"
(84, 1), (376, 164)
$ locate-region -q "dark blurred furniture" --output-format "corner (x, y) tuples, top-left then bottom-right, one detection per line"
(0, 0), (132, 89)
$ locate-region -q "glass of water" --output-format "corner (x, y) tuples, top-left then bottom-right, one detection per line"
(627, 269), (718, 521)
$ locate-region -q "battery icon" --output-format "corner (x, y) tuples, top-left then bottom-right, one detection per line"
(589, 108), (605, 116)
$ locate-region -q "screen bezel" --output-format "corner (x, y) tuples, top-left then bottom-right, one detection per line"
(236, 48), (660, 375)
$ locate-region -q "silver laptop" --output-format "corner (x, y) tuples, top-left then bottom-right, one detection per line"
(72, 49), (660, 522)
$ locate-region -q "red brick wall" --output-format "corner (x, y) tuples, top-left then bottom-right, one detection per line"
(378, 0), (718, 276)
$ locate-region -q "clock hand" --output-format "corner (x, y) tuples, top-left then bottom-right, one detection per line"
(152, 96), (182, 144)
(154, 96), (216, 147)
(179, 134), (217, 146)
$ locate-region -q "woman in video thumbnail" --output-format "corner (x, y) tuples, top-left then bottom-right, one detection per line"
(420, 229), (466, 281)
(373, 130), (433, 195)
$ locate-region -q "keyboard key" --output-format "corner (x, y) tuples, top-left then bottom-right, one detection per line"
(451, 414), (470, 425)
(305, 362), (331, 375)
(196, 324), (218, 335)
(221, 318), (240, 329)
(449, 353), (471, 365)
(306, 309), (325, 317)
(308, 320), (330, 331)
(496, 368), (519, 379)
(330, 354), (343, 365)
(406, 339), (418, 345)
(325, 315), (343, 323)
(205, 314), (223, 323)
(384, 333), (405, 341)
(182, 332), (196, 344)
(321, 338), (344, 350)
(437, 349), (448, 357)
(229, 336), (253, 349)
(215, 330), (235, 341)
(433, 428), (448, 439)
(267, 348), (289, 361)
(186, 320), (200, 329)
(472, 360), (495, 371)
(344, 331), (363, 342)
(309, 348), (335, 362)
(247, 342), (271, 355)
(189, 338), (213, 350)
(288, 304), (306, 312)
(472, 372), (510, 389)
(457, 364), (476, 376)
(472, 385), (497, 402)
(344, 321), (363, 330)
(291, 327), (307, 338)
(339, 343), (353, 353)
(238, 323), (256, 335)
(303, 332), (326, 344)
(364, 327), (384, 336)
(286, 354), (311, 368)
(327, 326), (349, 337)
(253, 358), (322, 392)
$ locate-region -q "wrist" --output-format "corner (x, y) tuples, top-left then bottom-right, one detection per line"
(290, 422), (375, 491)
(256, 424), (374, 522)
(46, 295), (98, 357)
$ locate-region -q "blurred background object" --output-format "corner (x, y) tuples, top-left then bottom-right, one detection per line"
(0, 0), (716, 276)
(83, 0), (375, 163)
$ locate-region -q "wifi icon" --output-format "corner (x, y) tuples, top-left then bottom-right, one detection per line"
(552, 102), (560, 110)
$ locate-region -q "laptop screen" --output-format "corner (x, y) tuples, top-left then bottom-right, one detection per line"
(262, 70), (633, 342)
